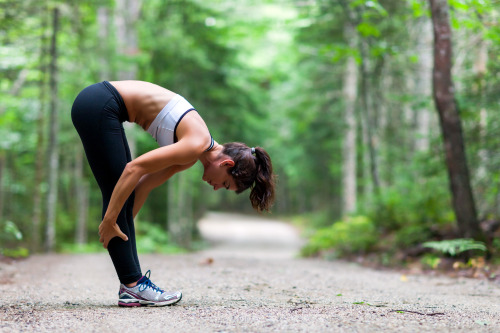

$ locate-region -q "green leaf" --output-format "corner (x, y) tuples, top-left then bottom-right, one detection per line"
(409, 0), (429, 17)
(357, 22), (381, 37)
(364, 1), (388, 16)
(4, 221), (23, 241)
(422, 239), (487, 257)
(449, 0), (469, 11)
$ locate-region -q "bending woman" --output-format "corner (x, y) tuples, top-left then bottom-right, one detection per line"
(71, 80), (275, 307)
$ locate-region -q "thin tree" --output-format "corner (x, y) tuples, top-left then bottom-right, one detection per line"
(45, 7), (60, 252)
(74, 147), (88, 245)
(414, 17), (433, 152)
(429, 0), (481, 239)
(341, 18), (358, 215)
(33, 4), (49, 252)
(114, 0), (141, 158)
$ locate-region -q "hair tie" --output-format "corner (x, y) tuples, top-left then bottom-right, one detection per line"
(251, 147), (256, 155)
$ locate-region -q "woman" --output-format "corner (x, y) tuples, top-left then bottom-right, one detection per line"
(71, 80), (275, 307)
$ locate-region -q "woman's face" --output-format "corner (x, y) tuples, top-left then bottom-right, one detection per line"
(202, 158), (237, 191)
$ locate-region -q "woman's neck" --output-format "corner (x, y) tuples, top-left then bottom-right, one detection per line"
(199, 143), (223, 167)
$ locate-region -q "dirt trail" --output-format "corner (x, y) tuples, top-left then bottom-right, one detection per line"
(1, 212), (499, 332)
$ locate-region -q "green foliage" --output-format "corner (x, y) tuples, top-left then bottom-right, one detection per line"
(394, 225), (432, 248)
(135, 221), (186, 254)
(490, 238), (500, 265)
(60, 242), (106, 254)
(0, 220), (29, 258)
(1, 221), (23, 242)
(59, 222), (187, 254)
(293, 210), (334, 230)
(423, 239), (487, 257)
(301, 216), (377, 257)
(420, 253), (441, 269)
(368, 167), (455, 233)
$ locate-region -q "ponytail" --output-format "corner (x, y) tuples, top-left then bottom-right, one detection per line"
(250, 147), (275, 212)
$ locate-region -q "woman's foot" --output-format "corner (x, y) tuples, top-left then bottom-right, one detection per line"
(118, 270), (182, 307)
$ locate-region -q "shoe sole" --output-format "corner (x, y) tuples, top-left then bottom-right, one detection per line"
(118, 294), (182, 307)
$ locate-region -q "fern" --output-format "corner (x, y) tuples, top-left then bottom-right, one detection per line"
(422, 239), (486, 256)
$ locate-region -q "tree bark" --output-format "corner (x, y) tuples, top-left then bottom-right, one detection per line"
(114, 0), (142, 158)
(45, 7), (60, 252)
(473, 37), (488, 216)
(32, 5), (49, 252)
(341, 21), (358, 215)
(168, 172), (194, 248)
(74, 146), (88, 244)
(97, 6), (110, 80)
(429, 0), (480, 238)
(414, 17), (433, 152)
(359, 37), (380, 196)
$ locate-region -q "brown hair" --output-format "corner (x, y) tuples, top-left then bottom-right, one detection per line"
(222, 142), (275, 212)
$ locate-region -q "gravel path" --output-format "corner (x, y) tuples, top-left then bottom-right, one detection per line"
(1, 212), (499, 332)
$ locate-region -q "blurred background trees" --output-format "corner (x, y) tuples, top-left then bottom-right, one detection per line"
(1, 0), (499, 262)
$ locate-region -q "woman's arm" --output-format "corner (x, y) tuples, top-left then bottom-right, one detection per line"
(133, 162), (196, 218)
(99, 138), (206, 248)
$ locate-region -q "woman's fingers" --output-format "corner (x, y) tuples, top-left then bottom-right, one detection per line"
(112, 224), (128, 242)
(97, 224), (128, 250)
(119, 231), (129, 242)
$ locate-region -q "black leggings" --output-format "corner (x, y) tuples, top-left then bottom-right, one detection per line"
(71, 81), (142, 284)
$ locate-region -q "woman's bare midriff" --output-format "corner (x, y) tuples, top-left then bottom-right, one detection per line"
(109, 80), (177, 131)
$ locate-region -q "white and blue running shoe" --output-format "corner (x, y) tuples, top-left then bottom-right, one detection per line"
(118, 270), (182, 307)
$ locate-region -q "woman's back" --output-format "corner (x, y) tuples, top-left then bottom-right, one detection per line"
(110, 80), (177, 130)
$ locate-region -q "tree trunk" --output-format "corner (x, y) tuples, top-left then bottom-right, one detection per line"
(473, 37), (488, 216)
(32, 6), (49, 252)
(115, 0), (142, 158)
(167, 176), (181, 244)
(45, 7), (60, 252)
(341, 21), (358, 215)
(74, 146), (88, 244)
(168, 172), (193, 248)
(97, 6), (111, 80)
(414, 17), (433, 152)
(429, 0), (480, 239)
(359, 38), (380, 196)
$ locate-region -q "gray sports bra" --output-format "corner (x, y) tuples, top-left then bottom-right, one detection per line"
(147, 94), (214, 151)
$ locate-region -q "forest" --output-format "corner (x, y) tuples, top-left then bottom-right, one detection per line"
(1, 0), (499, 268)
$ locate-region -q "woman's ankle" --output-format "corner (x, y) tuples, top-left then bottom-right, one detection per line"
(125, 281), (138, 288)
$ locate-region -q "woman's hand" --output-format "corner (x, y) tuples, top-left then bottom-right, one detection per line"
(98, 220), (128, 249)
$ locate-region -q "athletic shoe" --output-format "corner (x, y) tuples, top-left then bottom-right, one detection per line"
(118, 270), (182, 307)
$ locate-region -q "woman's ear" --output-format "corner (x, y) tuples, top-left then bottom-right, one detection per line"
(219, 159), (235, 167)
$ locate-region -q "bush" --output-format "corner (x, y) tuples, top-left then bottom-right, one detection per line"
(293, 210), (335, 231)
(301, 216), (377, 257)
(60, 221), (186, 254)
(135, 221), (186, 254)
(394, 224), (433, 248)
(60, 242), (106, 254)
(369, 176), (454, 232)
(0, 220), (29, 258)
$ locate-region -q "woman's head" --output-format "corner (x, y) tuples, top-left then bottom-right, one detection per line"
(221, 142), (275, 212)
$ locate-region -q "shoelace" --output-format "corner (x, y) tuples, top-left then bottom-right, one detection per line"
(138, 270), (165, 293)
